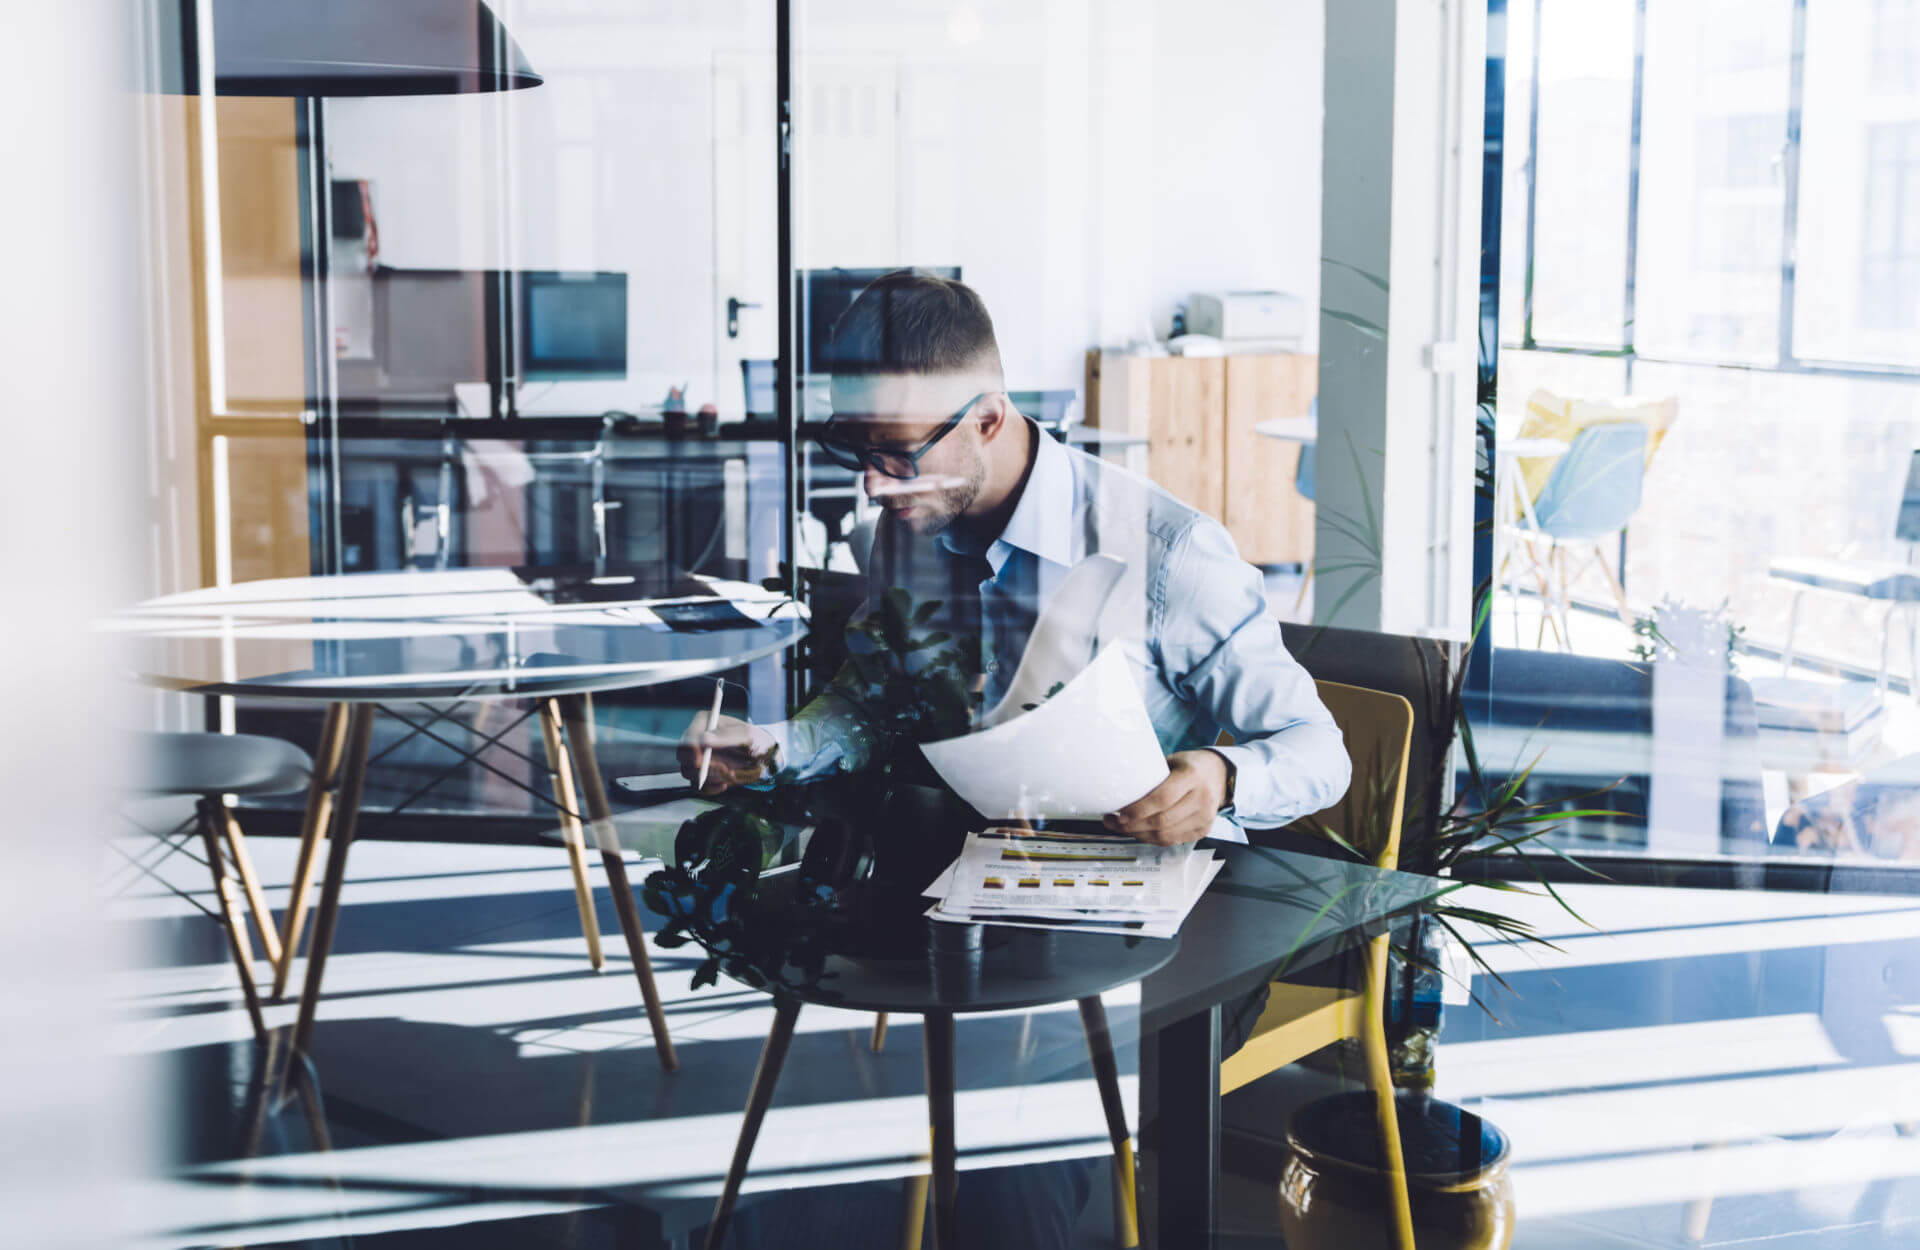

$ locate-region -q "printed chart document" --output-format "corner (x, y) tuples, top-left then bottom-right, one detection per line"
(917, 643), (1169, 821)
(924, 828), (1219, 939)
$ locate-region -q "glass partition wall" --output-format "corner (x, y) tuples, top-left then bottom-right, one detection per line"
(112, 1), (1920, 1247)
(172, 4), (788, 835)
(1483, 0), (1920, 874)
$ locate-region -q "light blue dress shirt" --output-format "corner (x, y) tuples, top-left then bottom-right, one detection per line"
(775, 421), (1351, 840)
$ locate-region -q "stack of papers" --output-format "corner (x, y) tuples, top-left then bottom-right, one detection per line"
(923, 827), (1221, 939)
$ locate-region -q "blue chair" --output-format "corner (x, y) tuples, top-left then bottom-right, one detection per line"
(1506, 421), (1649, 647)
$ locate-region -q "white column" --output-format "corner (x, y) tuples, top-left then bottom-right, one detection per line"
(1315, 0), (1484, 640)
(0, 3), (147, 1247)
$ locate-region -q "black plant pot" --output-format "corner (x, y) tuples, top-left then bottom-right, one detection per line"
(1278, 1090), (1514, 1250)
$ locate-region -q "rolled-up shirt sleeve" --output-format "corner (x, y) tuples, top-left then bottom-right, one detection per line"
(1157, 519), (1350, 827)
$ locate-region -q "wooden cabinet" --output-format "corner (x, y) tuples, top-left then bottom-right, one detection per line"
(1085, 350), (1315, 567)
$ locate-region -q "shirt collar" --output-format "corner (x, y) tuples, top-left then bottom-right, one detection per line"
(938, 419), (1077, 571)
(994, 421), (1076, 569)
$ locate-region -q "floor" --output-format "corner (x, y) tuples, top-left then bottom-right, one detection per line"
(117, 809), (1920, 1248)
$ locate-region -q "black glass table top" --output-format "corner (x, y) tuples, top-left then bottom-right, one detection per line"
(668, 842), (1454, 1021)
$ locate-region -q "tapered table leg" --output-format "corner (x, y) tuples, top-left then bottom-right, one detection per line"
(924, 1010), (959, 1250)
(236, 1029), (283, 1158)
(284, 704), (375, 1086)
(539, 698), (605, 972)
(274, 702), (348, 999)
(870, 1012), (889, 1053)
(198, 797), (266, 1041)
(899, 1170), (930, 1250)
(1079, 995), (1140, 1249)
(559, 693), (678, 1071)
(705, 997), (802, 1250)
(221, 809), (282, 966)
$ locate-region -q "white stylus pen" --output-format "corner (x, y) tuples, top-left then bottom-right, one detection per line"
(694, 678), (724, 790)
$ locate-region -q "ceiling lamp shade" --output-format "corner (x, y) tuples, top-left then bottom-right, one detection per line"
(172, 0), (541, 96)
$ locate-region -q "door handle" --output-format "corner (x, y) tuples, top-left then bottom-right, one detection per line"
(726, 296), (761, 340)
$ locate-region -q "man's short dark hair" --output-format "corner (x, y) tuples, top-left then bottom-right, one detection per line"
(821, 268), (1004, 380)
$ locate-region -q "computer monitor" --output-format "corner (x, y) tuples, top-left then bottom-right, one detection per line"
(520, 270), (628, 381)
(801, 266), (960, 374)
(1896, 450), (1920, 543)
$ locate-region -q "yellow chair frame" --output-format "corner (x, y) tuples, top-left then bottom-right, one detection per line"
(1219, 680), (1417, 1250)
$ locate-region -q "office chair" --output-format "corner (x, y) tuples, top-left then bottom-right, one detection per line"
(128, 732), (315, 1041)
(1216, 681), (1417, 1250)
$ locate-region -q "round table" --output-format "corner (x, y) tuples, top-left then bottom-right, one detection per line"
(113, 567), (806, 1075)
(703, 891), (1177, 1250)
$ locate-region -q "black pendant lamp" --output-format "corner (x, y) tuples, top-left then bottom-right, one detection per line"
(174, 0), (541, 96)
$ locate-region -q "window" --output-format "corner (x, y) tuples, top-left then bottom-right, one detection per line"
(1528, 0), (1636, 346)
(1635, 0), (1791, 360)
(1496, 0), (1920, 872)
(1874, 0), (1920, 92)
(1862, 122), (1920, 330)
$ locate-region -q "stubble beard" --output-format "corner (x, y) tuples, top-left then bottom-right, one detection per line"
(899, 445), (985, 535)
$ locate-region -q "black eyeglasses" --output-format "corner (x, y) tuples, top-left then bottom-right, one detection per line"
(813, 393), (988, 480)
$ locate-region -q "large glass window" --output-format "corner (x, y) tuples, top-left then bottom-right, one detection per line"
(1634, 0), (1791, 361)
(1528, 0), (1636, 346)
(1490, 0), (1920, 869)
(1796, 0), (1920, 365)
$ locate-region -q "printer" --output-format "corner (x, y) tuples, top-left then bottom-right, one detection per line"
(1186, 290), (1307, 346)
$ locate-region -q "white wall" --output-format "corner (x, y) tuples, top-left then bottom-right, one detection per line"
(324, 0), (1322, 411)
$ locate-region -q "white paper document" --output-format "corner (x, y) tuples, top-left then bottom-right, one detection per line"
(917, 643), (1169, 821)
(923, 827), (1219, 939)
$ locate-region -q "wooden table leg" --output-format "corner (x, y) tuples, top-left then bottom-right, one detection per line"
(284, 704), (375, 1085)
(1079, 995), (1140, 1249)
(236, 1029), (283, 1158)
(539, 698), (605, 972)
(274, 701), (348, 999)
(705, 997), (802, 1250)
(924, 1010), (959, 1250)
(221, 808), (282, 967)
(899, 1169), (931, 1250)
(559, 693), (678, 1072)
(198, 796), (266, 1041)
(870, 1012), (889, 1053)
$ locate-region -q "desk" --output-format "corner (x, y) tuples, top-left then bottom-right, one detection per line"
(114, 567), (806, 1077)
(698, 842), (1448, 1248)
(1770, 556), (1920, 695)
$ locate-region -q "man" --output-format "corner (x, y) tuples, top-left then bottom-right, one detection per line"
(681, 269), (1348, 844)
